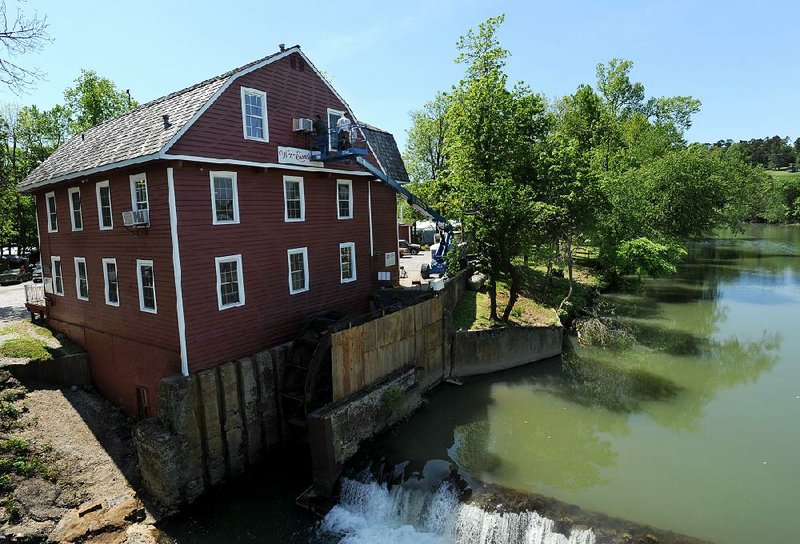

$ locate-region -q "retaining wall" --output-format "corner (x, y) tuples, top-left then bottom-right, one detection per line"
(4, 352), (91, 386)
(450, 325), (563, 378)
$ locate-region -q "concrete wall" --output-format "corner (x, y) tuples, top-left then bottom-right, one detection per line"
(308, 366), (422, 495)
(5, 352), (90, 387)
(450, 325), (563, 378)
(133, 343), (288, 510)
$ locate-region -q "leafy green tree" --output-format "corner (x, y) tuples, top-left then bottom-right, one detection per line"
(444, 15), (548, 320)
(64, 69), (136, 133)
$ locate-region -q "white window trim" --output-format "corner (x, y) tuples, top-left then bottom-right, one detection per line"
(287, 247), (309, 295)
(96, 180), (113, 230)
(51, 256), (63, 296)
(129, 173), (149, 212)
(283, 175), (305, 222)
(102, 258), (119, 307)
(215, 254), (245, 310)
(68, 187), (83, 232)
(339, 242), (357, 283)
(327, 107), (345, 151)
(240, 87), (269, 142)
(210, 171), (240, 225)
(337, 179), (353, 220)
(45, 191), (57, 233)
(74, 257), (88, 301)
(136, 259), (157, 314)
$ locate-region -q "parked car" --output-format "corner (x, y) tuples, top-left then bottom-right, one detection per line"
(31, 264), (43, 283)
(398, 239), (421, 255)
(0, 267), (33, 285)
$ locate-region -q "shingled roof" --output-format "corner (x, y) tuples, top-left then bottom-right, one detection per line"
(361, 124), (410, 184)
(19, 47), (295, 190)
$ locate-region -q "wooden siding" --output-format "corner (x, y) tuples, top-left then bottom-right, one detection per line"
(331, 297), (443, 401)
(169, 52), (377, 175)
(174, 163), (395, 372)
(35, 162), (180, 414)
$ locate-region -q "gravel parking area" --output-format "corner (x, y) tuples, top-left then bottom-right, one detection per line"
(0, 281), (31, 324)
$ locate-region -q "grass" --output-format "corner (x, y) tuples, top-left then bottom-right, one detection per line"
(0, 337), (52, 362)
(765, 169), (800, 179)
(452, 262), (601, 331)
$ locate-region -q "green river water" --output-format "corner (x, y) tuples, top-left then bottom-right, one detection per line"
(161, 224), (800, 543)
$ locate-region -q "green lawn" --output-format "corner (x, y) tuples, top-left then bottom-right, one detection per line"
(452, 263), (601, 331)
(765, 169), (800, 179)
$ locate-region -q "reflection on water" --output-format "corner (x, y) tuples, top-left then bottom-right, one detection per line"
(373, 225), (800, 544)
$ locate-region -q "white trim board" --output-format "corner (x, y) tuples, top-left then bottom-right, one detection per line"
(162, 154), (374, 176)
(167, 168), (189, 376)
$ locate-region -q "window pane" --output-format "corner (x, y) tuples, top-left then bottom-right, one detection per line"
(100, 186), (112, 227)
(141, 265), (155, 309)
(290, 252), (305, 291)
(71, 191), (82, 228)
(341, 246), (353, 280)
(214, 177), (235, 221)
(285, 180), (302, 219)
(78, 262), (88, 298)
(219, 260), (240, 306)
(135, 179), (148, 211)
(106, 263), (118, 303)
(54, 261), (63, 293)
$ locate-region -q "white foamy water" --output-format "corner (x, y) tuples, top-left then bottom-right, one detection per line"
(320, 478), (596, 544)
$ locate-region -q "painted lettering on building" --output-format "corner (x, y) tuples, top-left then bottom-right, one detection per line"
(277, 146), (324, 167)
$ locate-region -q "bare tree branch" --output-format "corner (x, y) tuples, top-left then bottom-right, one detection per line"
(0, 1), (51, 94)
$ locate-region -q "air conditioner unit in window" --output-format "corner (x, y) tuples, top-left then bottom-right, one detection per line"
(122, 209), (149, 226)
(293, 118), (313, 132)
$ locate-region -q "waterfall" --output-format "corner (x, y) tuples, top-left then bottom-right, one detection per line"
(320, 478), (596, 544)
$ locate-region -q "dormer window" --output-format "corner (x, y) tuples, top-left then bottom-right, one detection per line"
(241, 87), (268, 142)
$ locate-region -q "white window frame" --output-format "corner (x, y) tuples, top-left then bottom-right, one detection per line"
(210, 171), (240, 225)
(287, 247), (309, 295)
(96, 180), (113, 230)
(327, 108), (345, 151)
(74, 257), (88, 301)
(240, 87), (269, 142)
(339, 242), (357, 283)
(129, 173), (149, 213)
(68, 187), (83, 232)
(102, 258), (119, 307)
(336, 179), (353, 219)
(215, 254), (245, 310)
(136, 259), (157, 314)
(45, 191), (57, 233)
(283, 176), (305, 222)
(51, 256), (63, 296)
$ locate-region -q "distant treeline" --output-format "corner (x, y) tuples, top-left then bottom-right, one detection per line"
(705, 136), (800, 170)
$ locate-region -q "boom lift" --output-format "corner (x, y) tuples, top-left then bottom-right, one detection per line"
(314, 125), (454, 279)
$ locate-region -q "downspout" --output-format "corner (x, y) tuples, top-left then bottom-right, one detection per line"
(167, 167), (189, 376)
(368, 180), (374, 257)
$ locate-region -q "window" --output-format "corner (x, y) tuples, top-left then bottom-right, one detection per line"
(283, 176), (305, 222)
(130, 173), (149, 212)
(287, 247), (309, 294)
(241, 87), (268, 142)
(210, 171), (239, 224)
(215, 255), (245, 310)
(74, 257), (88, 300)
(45, 192), (57, 233)
(51, 256), (63, 296)
(68, 187), (83, 231)
(337, 179), (353, 219)
(340, 242), (357, 283)
(137, 260), (157, 313)
(102, 258), (119, 306)
(327, 108), (344, 151)
(96, 181), (113, 230)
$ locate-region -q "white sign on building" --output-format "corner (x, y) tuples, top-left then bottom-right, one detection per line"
(277, 146), (324, 167)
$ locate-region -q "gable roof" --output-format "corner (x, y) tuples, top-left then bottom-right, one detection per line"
(20, 45), (380, 190)
(361, 124), (410, 184)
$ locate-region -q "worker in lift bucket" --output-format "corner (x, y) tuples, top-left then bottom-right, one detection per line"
(337, 112), (352, 151)
(313, 114), (328, 157)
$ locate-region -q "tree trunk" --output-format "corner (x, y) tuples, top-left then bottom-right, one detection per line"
(558, 235), (574, 314)
(489, 255), (499, 321)
(501, 262), (520, 321)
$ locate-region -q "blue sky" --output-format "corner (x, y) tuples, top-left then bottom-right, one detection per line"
(3, 0), (797, 150)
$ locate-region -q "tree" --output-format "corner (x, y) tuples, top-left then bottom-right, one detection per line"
(444, 15), (548, 321)
(0, 1), (50, 93)
(64, 69), (137, 133)
(404, 92), (449, 185)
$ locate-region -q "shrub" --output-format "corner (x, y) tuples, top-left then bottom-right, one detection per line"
(0, 337), (52, 362)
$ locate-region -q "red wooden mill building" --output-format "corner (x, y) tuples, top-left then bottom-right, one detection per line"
(20, 45), (410, 417)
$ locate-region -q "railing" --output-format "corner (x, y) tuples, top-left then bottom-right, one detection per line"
(24, 284), (45, 305)
(310, 125), (370, 160)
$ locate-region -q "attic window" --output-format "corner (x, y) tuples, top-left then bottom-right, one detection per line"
(241, 87), (269, 142)
(290, 56), (305, 72)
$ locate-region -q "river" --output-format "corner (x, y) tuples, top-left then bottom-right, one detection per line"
(159, 224), (800, 543)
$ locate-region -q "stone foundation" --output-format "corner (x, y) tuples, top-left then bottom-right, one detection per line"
(133, 343), (289, 510)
